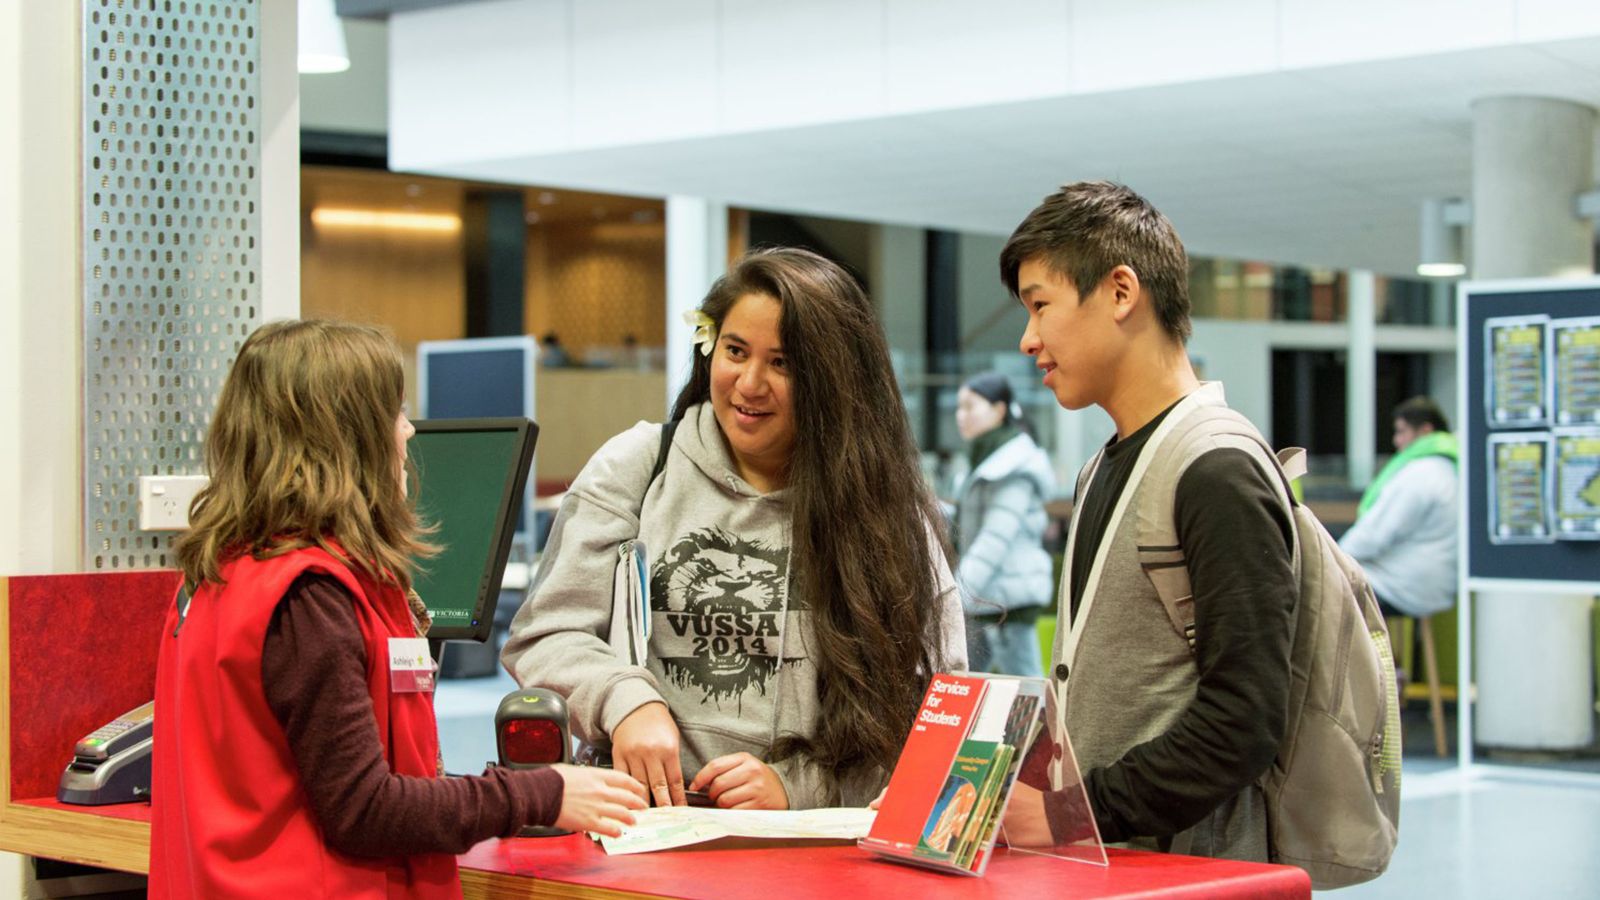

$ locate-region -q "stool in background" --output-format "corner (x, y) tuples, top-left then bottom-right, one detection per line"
(1388, 615), (1448, 758)
(1415, 615), (1448, 758)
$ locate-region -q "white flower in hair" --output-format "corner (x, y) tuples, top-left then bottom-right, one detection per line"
(683, 309), (717, 357)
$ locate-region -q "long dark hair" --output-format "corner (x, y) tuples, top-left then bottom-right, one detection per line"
(671, 248), (953, 787)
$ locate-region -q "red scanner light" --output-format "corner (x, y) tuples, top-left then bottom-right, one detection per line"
(500, 718), (564, 766)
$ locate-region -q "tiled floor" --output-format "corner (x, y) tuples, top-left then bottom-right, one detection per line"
(1345, 764), (1600, 899)
(436, 673), (1600, 897)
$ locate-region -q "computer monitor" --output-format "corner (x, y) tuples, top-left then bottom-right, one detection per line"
(417, 336), (538, 544)
(408, 417), (538, 642)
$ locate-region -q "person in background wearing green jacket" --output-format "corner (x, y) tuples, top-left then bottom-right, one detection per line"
(1339, 396), (1460, 619)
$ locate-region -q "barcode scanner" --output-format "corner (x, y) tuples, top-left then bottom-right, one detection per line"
(495, 688), (571, 837)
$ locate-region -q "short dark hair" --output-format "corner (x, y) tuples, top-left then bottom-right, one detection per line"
(1000, 181), (1192, 343)
(1393, 396), (1449, 433)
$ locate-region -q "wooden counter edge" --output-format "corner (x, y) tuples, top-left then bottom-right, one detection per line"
(0, 803), (150, 873)
(459, 866), (662, 900)
(0, 807), (664, 900)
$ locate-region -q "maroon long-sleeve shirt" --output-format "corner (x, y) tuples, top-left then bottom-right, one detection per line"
(261, 573), (563, 858)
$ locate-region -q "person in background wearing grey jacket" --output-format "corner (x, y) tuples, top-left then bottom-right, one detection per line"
(953, 372), (1056, 676)
(503, 248), (966, 812)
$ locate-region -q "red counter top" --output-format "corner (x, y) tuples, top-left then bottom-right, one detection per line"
(2, 573), (1310, 898)
(458, 833), (1310, 899)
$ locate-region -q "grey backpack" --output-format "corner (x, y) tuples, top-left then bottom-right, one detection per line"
(1133, 388), (1401, 890)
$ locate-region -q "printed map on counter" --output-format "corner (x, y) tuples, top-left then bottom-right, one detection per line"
(593, 806), (877, 855)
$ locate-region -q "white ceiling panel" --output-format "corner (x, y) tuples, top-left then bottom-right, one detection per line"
(398, 33), (1600, 277)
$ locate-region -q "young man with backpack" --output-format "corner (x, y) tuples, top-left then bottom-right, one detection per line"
(996, 182), (1399, 883)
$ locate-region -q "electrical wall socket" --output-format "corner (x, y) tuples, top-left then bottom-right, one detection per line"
(137, 475), (210, 531)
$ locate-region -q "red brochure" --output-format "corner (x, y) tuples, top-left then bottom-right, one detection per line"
(865, 673), (989, 850)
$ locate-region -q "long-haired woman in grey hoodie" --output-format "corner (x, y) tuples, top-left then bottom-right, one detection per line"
(502, 247), (966, 811)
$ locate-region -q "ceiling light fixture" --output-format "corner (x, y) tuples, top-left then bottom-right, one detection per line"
(311, 208), (461, 233)
(298, 0), (350, 74)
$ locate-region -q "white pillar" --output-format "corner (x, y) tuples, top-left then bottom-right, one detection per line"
(1430, 279), (1454, 330)
(868, 225), (927, 436)
(665, 196), (727, 415)
(1346, 270), (1377, 489)
(259, 0), (301, 323)
(0, 0), (83, 578)
(868, 225), (926, 355)
(1475, 591), (1597, 748)
(1469, 96), (1598, 750)
(1471, 97), (1596, 279)
(0, 3), (81, 893)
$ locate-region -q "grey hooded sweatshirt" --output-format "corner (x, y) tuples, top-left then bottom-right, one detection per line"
(501, 402), (967, 808)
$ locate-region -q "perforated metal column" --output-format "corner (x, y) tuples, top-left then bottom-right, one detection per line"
(82, 0), (261, 570)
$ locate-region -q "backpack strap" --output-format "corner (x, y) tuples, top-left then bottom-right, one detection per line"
(622, 418), (680, 520)
(1133, 400), (1301, 654)
(1277, 447), (1307, 483)
(647, 419), (679, 495)
(1058, 446), (1108, 634)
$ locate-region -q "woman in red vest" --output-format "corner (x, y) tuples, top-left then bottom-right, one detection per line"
(150, 320), (646, 899)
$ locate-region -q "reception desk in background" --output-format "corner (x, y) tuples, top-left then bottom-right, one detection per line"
(0, 572), (1310, 899)
(533, 367), (667, 490)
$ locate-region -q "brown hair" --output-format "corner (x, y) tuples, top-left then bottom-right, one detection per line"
(175, 319), (434, 591)
(671, 248), (954, 788)
(1000, 180), (1193, 343)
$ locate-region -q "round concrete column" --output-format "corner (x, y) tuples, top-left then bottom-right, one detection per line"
(1471, 96), (1595, 278)
(1469, 96), (1597, 750)
(1345, 270), (1376, 490)
(666, 196), (728, 413)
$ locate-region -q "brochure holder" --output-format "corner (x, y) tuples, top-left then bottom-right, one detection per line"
(996, 675), (1107, 868)
(859, 673), (1105, 877)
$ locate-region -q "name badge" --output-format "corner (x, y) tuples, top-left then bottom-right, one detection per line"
(389, 637), (435, 693)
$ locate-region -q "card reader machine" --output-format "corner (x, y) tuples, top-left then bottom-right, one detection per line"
(58, 701), (154, 805)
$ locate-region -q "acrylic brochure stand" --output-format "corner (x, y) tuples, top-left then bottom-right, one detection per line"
(997, 675), (1107, 868)
(858, 673), (1105, 877)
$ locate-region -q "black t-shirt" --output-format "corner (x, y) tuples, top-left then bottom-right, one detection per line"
(1064, 398), (1298, 843)
(1068, 404), (1175, 622)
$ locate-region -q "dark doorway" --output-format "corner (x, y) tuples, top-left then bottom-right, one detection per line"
(1271, 350), (1347, 456)
(1272, 349), (1436, 460)
(1374, 352), (1433, 452)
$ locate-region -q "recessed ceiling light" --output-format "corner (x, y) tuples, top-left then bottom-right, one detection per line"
(311, 207), (461, 233)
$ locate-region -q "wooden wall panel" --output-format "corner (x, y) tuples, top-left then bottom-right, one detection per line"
(534, 369), (668, 486)
(525, 221), (666, 356)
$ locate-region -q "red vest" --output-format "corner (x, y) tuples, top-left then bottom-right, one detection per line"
(149, 547), (460, 899)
